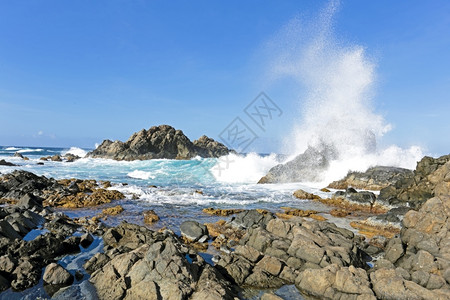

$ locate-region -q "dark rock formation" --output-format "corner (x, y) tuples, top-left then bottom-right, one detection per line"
(327, 166), (414, 190)
(333, 188), (377, 206)
(13, 152), (23, 159)
(193, 135), (232, 158)
(0, 203), (82, 291)
(378, 154), (450, 208)
(0, 170), (124, 208)
(88, 125), (233, 161)
(0, 160), (16, 167)
(258, 146), (335, 184)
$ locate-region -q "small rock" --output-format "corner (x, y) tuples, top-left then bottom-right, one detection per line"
(80, 232), (94, 248)
(101, 205), (124, 216)
(143, 210), (159, 224)
(293, 189), (321, 200)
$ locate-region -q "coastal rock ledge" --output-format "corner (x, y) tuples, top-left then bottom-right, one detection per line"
(88, 125), (233, 160)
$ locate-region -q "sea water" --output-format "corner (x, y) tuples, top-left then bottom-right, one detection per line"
(0, 146), (339, 233)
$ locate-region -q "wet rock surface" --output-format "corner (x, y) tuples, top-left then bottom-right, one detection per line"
(258, 146), (334, 183)
(0, 202), (82, 292)
(327, 166), (413, 190)
(88, 124), (233, 160)
(0, 170), (124, 208)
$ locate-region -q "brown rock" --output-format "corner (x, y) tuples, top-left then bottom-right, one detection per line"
(143, 210), (159, 224)
(202, 207), (244, 216)
(101, 205), (124, 216)
(293, 189), (322, 200)
(330, 209), (349, 217)
(350, 220), (400, 239)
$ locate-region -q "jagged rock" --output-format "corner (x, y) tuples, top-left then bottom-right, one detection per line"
(327, 166), (413, 190)
(0, 170), (55, 202)
(13, 152), (24, 159)
(102, 221), (157, 250)
(190, 264), (236, 300)
(216, 216), (371, 291)
(231, 210), (274, 229)
(90, 223), (238, 300)
(258, 146), (335, 183)
(17, 193), (43, 210)
(11, 259), (41, 290)
(378, 154), (450, 208)
(83, 253), (110, 274)
(80, 232), (94, 248)
(87, 125), (232, 160)
(0, 220), (21, 240)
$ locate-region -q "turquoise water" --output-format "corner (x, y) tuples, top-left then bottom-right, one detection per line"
(0, 146), (346, 231)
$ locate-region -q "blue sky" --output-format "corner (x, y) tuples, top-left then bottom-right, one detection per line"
(0, 0), (449, 156)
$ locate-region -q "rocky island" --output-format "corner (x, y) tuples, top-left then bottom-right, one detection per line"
(88, 125), (233, 160)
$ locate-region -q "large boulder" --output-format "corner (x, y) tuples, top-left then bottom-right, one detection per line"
(88, 125), (232, 160)
(180, 220), (208, 242)
(43, 263), (74, 286)
(327, 166), (414, 190)
(258, 146), (335, 184)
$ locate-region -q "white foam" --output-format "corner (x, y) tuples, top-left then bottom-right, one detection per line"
(127, 170), (155, 180)
(5, 147), (20, 151)
(17, 148), (44, 153)
(62, 147), (87, 158)
(211, 153), (282, 183)
(263, 0), (423, 182)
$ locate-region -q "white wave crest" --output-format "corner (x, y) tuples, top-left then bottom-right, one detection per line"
(17, 148), (44, 153)
(62, 147), (87, 158)
(211, 153), (282, 183)
(5, 147), (20, 151)
(127, 170), (155, 180)
(262, 0), (423, 183)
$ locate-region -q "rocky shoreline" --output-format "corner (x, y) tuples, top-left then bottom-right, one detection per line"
(0, 154), (449, 299)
